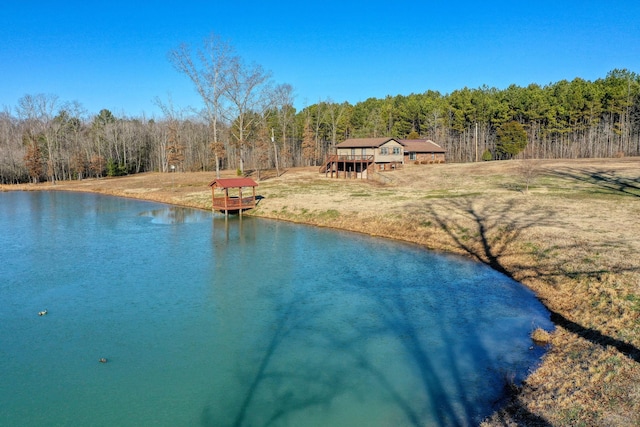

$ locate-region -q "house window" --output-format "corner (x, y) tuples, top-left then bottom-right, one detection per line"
(393, 147), (401, 155)
(409, 152), (416, 160)
(380, 147), (388, 155)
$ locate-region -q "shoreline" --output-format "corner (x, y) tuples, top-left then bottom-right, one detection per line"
(2, 158), (639, 426)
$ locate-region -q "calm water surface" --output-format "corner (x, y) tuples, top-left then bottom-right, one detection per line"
(0, 191), (552, 426)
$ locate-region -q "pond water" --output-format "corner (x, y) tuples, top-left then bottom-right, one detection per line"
(0, 191), (552, 427)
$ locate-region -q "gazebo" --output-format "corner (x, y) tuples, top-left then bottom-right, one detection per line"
(208, 177), (258, 217)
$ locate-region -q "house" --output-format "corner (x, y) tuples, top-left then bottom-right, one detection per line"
(322, 137), (404, 179)
(322, 137), (446, 179)
(400, 139), (446, 164)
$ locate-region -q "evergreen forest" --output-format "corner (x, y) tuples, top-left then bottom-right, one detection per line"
(1, 69), (639, 184)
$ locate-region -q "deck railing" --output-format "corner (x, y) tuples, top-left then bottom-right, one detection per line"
(212, 197), (256, 210)
(320, 154), (375, 173)
(327, 154), (374, 162)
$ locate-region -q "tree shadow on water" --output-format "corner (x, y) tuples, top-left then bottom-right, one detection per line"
(427, 198), (640, 363)
(199, 264), (508, 426)
(199, 295), (352, 427)
(202, 206), (562, 426)
(338, 265), (553, 427)
(424, 197), (640, 424)
(315, 291), (461, 426)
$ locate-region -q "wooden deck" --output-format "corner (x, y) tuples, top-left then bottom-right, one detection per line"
(321, 154), (374, 179)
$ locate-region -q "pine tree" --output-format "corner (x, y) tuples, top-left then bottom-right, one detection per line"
(496, 121), (528, 159)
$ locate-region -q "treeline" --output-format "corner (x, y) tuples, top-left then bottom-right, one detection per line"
(1, 69), (639, 184)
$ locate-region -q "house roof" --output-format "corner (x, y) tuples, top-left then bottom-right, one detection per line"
(399, 139), (445, 153)
(335, 137), (399, 148)
(208, 177), (258, 189)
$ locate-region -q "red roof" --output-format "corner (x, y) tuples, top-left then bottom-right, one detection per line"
(208, 177), (258, 189)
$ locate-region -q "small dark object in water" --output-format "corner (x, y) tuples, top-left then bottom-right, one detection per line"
(38, 309), (48, 316)
(99, 358), (108, 363)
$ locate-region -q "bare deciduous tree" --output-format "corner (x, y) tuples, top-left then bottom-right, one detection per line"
(23, 131), (43, 183)
(168, 33), (234, 177)
(223, 57), (272, 174)
(271, 83), (296, 175)
(254, 113), (272, 181)
(301, 120), (315, 166)
(326, 100), (348, 147)
(0, 109), (26, 183)
(154, 96), (185, 172)
(518, 159), (540, 193)
(16, 94), (60, 183)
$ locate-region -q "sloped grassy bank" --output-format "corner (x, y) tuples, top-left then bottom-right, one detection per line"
(3, 158), (639, 426)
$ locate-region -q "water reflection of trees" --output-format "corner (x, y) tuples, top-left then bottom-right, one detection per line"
(201, 220), (544, 426)
(140, 206), (211, 224)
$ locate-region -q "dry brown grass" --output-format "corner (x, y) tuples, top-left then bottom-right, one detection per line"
(531, 328), (552, 345)
(3, 157), (640, 426)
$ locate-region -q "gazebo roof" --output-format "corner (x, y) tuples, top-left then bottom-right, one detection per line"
(208, 177), (258, 189)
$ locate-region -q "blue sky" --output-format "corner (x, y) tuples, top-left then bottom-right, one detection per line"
(2, 1), (639, 118)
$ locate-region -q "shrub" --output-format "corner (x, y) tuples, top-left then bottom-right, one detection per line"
(531, 327), (552, 345)
(106, 159), (127, 177)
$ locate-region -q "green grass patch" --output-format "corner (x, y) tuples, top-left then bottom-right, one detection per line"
(625, 294), (640, 312)
(318, 209), (340, 220)
(419, 191), (483, 199)
(523, 242), (558, 260)
(559, 406), (589, 427)
(604, 354), (623, 367)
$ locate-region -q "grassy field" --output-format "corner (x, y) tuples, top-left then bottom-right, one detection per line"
(3, 157), (639, 426)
